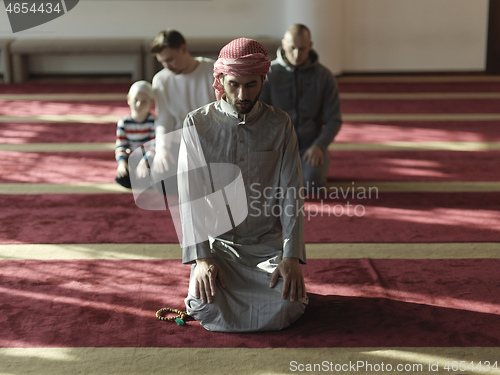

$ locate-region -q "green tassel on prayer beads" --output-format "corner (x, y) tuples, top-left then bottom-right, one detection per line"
(175, 318), (185, 325)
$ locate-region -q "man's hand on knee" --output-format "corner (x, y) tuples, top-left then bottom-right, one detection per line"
(194, 258), (225, 304)
(269, 257), (306, 303)
(302, 145), (324, 167)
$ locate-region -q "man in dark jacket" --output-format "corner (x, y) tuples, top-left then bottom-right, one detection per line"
(261, 24), (342, 192)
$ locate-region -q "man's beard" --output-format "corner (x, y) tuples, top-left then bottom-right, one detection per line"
(226, 90), (261, 115)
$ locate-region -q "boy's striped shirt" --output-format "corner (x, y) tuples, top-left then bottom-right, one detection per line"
(115, 114), (156, 162)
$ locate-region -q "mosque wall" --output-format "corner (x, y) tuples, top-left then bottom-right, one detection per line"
(341, 0), (489, 73)
(0, 0), (489, 76)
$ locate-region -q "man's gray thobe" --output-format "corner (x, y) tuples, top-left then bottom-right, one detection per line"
(178, 98), (308, 332)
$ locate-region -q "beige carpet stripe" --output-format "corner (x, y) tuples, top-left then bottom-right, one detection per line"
(1, 181), (499, 195)
(338, 75), (500, 83)
(2, 141), (499, 152)
(0, 243), (181, 260)
(306, 243), (500, 259)
(329, 141), (500, 151)
(0, 93), (125, 101)
(0, 183), (128, 194)
(344, 113), (500, 121)
(341, 92), (500, 100)
(327, 181), (500, 192)
(1, 243), (499, 260)
(1, 347), (499, 375)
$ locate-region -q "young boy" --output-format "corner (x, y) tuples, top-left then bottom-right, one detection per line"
(115, 80), (156, 188)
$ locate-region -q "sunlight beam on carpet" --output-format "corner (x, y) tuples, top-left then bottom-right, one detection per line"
(3, 141), (500, 152)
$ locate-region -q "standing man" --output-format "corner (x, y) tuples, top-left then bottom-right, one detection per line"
(150, 29), (216, 173)
(178, 38), (308, 332)
(261, 24), (342, 191)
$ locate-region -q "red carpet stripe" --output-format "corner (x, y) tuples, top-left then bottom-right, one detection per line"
(0, 151), (500, 183)
(0, 100), (128, 117)
(330, 150), (500, 182)
(0, 151), (114, 183)
(338, 81), (500, 93)
(0, 193), (498, 244)
(1, 150), (498, 183)
(341, 99), (500, 114)
(0, 82), (131, 94)
(336, 121), (500, 143)
(0, 122), (116, 144)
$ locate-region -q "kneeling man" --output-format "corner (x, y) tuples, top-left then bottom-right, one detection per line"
(178, 38), (308, 332)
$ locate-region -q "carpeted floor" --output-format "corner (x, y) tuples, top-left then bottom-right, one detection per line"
(2, 258), (500, 349)
(1, 74), (499, 374)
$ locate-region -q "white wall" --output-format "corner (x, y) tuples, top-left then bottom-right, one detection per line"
(0, 0), (286, 38)
(0, 0), (289, 75)
(342, 0), (489, 72)
(0, 0), (490, 75)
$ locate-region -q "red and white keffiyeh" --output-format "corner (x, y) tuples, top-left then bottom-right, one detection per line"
(213, 38), (271, 100)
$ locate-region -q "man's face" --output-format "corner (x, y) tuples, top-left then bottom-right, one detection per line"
(282, 31), (312, 67)
(155, 46), (187, 74)
(220, 74), (263, 116)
